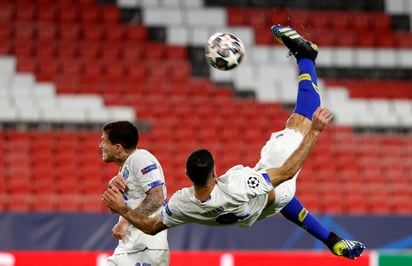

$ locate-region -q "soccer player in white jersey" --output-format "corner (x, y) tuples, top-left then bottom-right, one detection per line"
(100, 120), (169, 266)
(102, 25), (365, 260)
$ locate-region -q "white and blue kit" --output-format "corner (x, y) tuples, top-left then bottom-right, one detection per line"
(108, 149), (169, 266)
(161, 128), (304, 228)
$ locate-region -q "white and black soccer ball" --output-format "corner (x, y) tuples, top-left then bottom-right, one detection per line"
(205, 32), (245, 71)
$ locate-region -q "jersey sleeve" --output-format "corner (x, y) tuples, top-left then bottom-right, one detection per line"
(160, 191), (187, 228)
(128, 154), (164, 193)
(221, 168), (274, 202)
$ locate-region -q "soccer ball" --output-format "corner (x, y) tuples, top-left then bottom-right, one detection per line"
(205, 32), (245, 71)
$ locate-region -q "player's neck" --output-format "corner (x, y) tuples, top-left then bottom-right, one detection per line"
(116, 150), (134, 167)
(194, 180), (216, 201)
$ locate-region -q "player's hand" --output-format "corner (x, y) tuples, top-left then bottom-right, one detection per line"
(102, 186), (127, 214)
(108, 174), (127, 193)
(112, 220), (128, 240)
(310, 107), (333, 133)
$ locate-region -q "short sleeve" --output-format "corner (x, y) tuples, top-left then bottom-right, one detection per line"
(219, 168), (273, 202)
(128, 154), (165, 193)
(160, 191), (187, 228)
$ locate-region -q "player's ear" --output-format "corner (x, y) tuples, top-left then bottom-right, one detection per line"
(115, 143), (123, 152)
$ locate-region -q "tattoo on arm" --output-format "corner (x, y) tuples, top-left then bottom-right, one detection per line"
(134, 186), (164, 216)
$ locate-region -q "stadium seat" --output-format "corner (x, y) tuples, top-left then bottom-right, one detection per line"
(36, 22), (58, 42)
(329, 11), (351, 30)
(81, 24), (104, 42)
(79, 7), (101, 24)
(57, 5), (79, 24)
(265, 9), (289, 28)
(58, 23), (81, 41)
(319, 186), (344, 214)
(6, 194), (32, 212)
(104, 25), (125, 41)
(371, 12), (391, 31)
(287, 10), (309, 29)
(356, 32), (376, 47)
(59, 59), (83, 76)
(101, 5), (120, 24)
(143, 43), (166, 60)
(100, 42), (122, 61)
(55, 41), (78, 59)
(33, 175), (56, 196)
(36, 58), (58, 81)
(351, 12), (371, 31)
(308, 11), (330, 28)
(0, 41), (12, 56)
(166, 45), (188, 60)
(122, 43), (145, 63)
(57, 195), (81, 212)
(367, 192), (391, 214)
(396, 32), (412, 48)
(12, 40), (33, 57)
(343, 192), (368, 214)
(34, 40), (56, 58)
(248, 9), (267, 29)
(78, 41), (101, 60)
(15, 3), (36, 21)
(16, 57), (38, 73)
(81, 195), (107, 212)
(13, 21), (36, 41)
(32, 194), (56, 212)
(37, 4), (57, 22)
(124, 25), (148, 42)
(226, 8), (246, 26)
(0, 3), (14, 22)
(254, 27), (275, 45)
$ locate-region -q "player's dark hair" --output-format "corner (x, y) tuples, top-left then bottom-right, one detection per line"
(102, 120), (139, 150)
(186, 149), (215, 186)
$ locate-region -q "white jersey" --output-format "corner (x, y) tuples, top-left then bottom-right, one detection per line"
(160, 127), (304, 229)
(161, 165), (273, 227)
(114, 149), (169, 254)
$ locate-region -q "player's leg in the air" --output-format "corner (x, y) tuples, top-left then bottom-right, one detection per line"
(271, 24), (365, 260)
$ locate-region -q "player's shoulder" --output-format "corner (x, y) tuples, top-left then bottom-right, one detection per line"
(133, 148), (152, 156)
(218, 165), (254, 183)
(223, 165), (254, 176)
(169, 186), (194, 204)
(174, 186), (193, 197)
(129, 149), (158, 160)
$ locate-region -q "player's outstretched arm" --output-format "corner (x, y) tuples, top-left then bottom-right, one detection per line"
(102, 186), (168, 235)
(266, 107), (333, 186)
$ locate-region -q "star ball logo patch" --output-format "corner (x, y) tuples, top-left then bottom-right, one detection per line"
(247, 176), (260, 188)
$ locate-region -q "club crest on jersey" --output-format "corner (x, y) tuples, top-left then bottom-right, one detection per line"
(141, 163), (158, 175)
(247, 176), (260, 188)
(122, 167), (130, 180)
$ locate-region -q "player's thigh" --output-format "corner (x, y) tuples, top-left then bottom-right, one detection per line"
(140, 250), (170, 266)
(274, 176), (297, 211)
(257, 129), (303, 168)
(105, 254), (118, 266)
(106, 250), (169, 266)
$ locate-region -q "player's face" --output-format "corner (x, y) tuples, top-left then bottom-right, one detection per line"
(99, 132), (118, 163)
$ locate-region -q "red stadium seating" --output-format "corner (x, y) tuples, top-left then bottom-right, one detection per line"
(36, 22), (58, 42)
(0, 1), (411, 215)
(16, 56), (38, 73)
